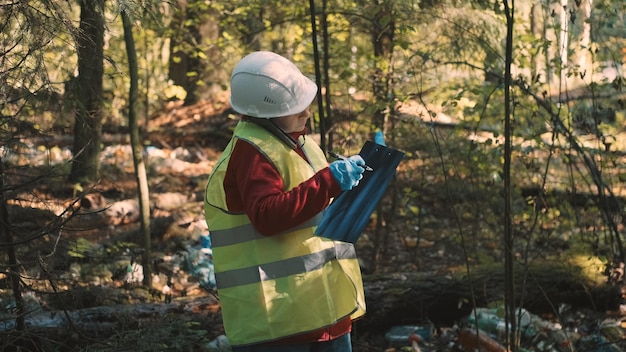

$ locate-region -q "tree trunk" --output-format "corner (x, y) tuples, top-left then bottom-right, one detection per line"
(168, 0), (223, 106)
(168, 0), (199, 106)
(366, 0), (397, 273)
(502, 2), (516, 349)
(559, 0), (570, 81)
(369, 0), (395, 130)
(572, 0), (593, 82)
(70, 0), (105, 184)
(308, 0), (323, 149)
(121, 9), (152, 287)
(356, 264), (620, 333)
(0, 296), (221, 334)
(530, 1), (543, 83)
(321, 0), (331, 152)
(0, 160), (24, 331)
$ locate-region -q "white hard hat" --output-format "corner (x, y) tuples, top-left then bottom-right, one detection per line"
(230, 51), (318, 118)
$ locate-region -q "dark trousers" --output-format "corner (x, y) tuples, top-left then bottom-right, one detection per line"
(231, 333), (352, 352)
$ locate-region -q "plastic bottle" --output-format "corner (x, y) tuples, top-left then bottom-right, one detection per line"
(384, 323), (434, 348)
(207, 334), (230, 352)
(467, 307), (539, 340)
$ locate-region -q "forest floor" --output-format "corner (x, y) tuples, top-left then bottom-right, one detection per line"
(2, 98), (626, 351)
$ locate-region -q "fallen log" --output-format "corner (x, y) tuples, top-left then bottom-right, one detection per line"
(357, 261), (621, 332)
(1, 261), (618, 340)
(0, 295), (222, 334)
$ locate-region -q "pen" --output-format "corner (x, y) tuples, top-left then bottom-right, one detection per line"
(328, 151), (374, 172)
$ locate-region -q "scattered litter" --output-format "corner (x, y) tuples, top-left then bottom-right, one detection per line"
(466, 307), (546, 341)
(183, 234), (216, 290)
(207, 334), (230, 351)
(385, 322), (435, 349)
(124, 262), (144, 284)
(461, 307), (624, 352)
(457, 328), (507, 352)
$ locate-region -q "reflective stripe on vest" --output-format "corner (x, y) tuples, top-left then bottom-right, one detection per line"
(210, 213), (323, 248)
(203, 121), (366, 346)
(214, 236), (357, 289)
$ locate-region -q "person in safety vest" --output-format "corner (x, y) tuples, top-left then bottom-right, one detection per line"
(204, 51), (367, 352)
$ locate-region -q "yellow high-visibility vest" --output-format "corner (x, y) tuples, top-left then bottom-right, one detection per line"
(204, 121), (366, 346)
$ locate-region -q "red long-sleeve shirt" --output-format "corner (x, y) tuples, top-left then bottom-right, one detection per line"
(221, 128), (352, 344)
(223, 130), (343, 235)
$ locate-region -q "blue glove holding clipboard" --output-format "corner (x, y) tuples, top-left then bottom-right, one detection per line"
(329, 155), (366, 191)
(316, 140), (405, 243)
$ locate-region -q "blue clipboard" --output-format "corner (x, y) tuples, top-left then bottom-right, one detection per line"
(315, 141), (405, 243)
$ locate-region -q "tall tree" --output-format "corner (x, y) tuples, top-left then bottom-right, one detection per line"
(168, 0), (223, 106)
(558, 0), (569, 73)
(368, 0), (396, 131)
(308, 0), (326, 150)
(121, 3), (153, 287)
(70, 0), (105, 183)
(572, 0), (593, 74)
(0, 160), (24, 332)
(530, 1), (545, 82)
(503, 0), (517, 350)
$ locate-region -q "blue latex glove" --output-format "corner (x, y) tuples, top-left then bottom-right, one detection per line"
(329, 155), (366, 191)
(374, 131), (386, 146)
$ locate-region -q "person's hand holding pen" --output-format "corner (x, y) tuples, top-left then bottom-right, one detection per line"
(328, 152), (372, 191)
(328, 151), (373, 171)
